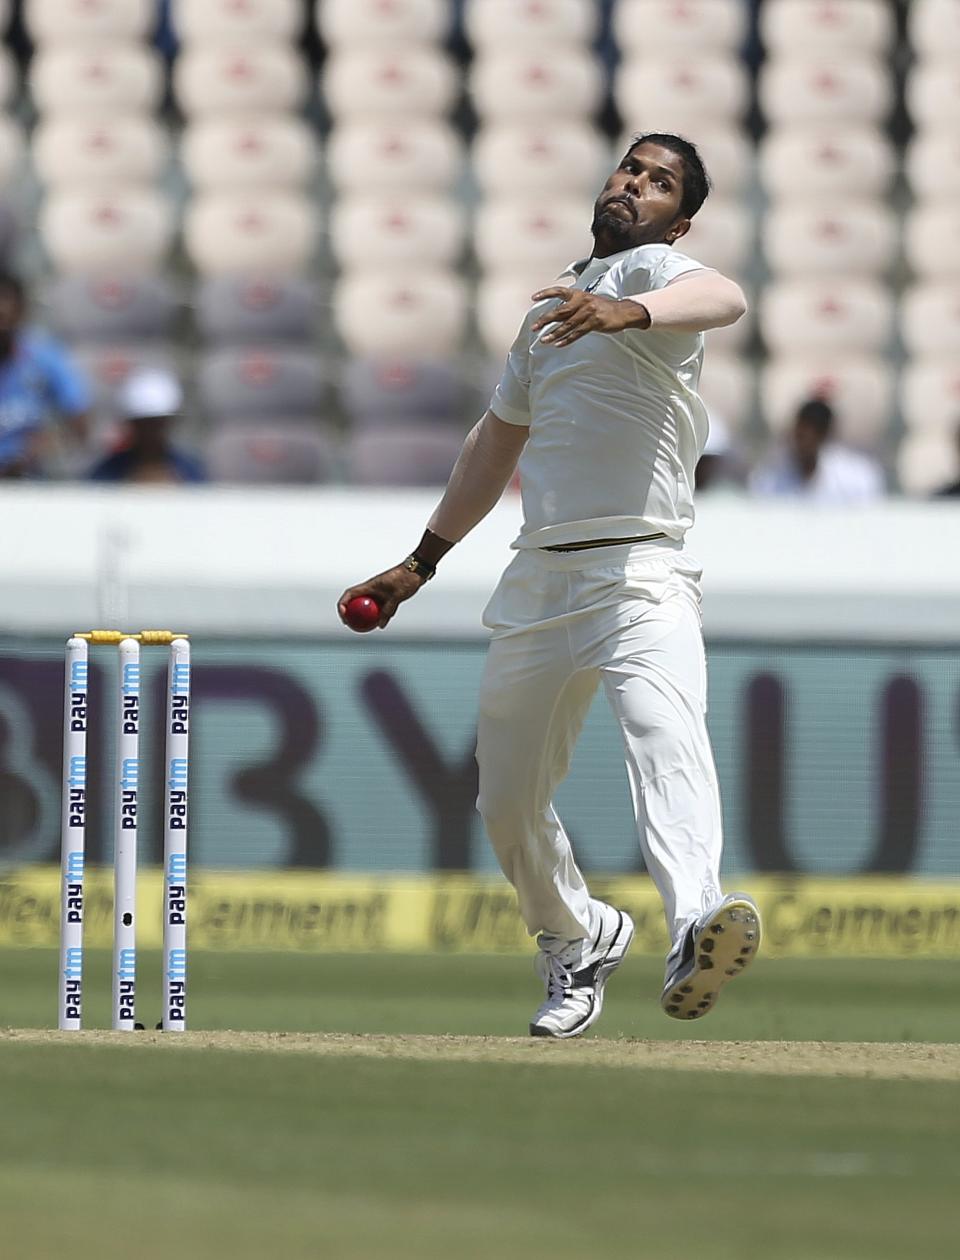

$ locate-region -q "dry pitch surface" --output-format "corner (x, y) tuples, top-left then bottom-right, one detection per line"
(3, 1028), (958, 1081)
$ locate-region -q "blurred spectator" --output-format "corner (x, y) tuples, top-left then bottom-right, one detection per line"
(749, 399), (884, 504)
(89, 368), (207, 485)
(0, 271), (91, 478)
(695, 413), (744, 495)
(934, 424), (960, 498)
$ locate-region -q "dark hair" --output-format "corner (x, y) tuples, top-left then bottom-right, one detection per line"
(0, 270), (25, 305)
(628, 132), (711, 219)
(795, 398), (834, 438)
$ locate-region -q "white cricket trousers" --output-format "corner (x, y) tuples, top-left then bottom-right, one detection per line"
(476, 538), (723, 956)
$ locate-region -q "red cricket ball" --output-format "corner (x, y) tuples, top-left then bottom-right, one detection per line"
(343, 595), (381, 633)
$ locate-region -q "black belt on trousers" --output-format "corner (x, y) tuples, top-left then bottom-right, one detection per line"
(540, 532), (668, 553)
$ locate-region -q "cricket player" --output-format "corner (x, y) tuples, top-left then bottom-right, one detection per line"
(339, 134), (762, 1038)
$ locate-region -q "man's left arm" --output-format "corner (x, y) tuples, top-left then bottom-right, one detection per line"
(531, 271), (748, 347)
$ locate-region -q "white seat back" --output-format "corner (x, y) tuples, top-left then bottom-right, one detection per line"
(760, 127), (894, 197)
(175, 43), (308, 117)
(330, 195), (464, 268)
(474, 123), (611, 197)
(328, 118), (461, 192)
(182, 117), (316, 190)
(185, 192), (317, 275)
(465, 0), (597, 48)
(760, 57), (893, 126)
(470, 50), (603, 122)
(34, 116), (169, 189)
(325, 47), (458, 118)
(41, 188), (174, 274)
(760, 0), (893, 54)
(335, 270), (468, 355)
(614, 0), (746, 53)
(319, 0), (449, 46)
(31, 45), (164, 114)
(764, 203), (895, 276)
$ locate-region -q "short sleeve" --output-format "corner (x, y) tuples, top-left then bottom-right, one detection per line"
(490, 318), (532, 427)
(615, 245), (709, 299)
(35, 336), (92, 416)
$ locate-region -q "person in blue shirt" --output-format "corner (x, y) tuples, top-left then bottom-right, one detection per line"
(89, 367), (207, 485)
(0, 271), (91, 477)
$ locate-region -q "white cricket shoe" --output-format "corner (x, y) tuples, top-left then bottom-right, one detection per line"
(529, 906), (635, 1039)
(660, 893), (761, 1021)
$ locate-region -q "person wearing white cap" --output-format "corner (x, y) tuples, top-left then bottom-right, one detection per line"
(89, 368), (207, 484)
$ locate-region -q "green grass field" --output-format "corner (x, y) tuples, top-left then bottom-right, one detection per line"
(2, 950), (959, 1260)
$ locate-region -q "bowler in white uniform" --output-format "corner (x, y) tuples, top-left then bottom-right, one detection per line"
(340, 133), (762, 1038)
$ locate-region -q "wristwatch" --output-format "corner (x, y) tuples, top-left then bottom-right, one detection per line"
(402, 553), (436, 581)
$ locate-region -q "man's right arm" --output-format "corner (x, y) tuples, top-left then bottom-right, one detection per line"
(337, 410), (528, 628)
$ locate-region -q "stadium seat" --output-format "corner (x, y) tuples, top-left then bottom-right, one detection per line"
(760, 279), (894, 355)
(318, 0), (449, 46)
(474, 198), (592, 272)
(33, 116), (169, 190)
(905, 131), (960, 202)
(904, 207), (960, 278)
(327, 119), (462, 192)
(476, 271), (553, 356)
(908, 0), (960, 59)
(174, 43), (308, 117)
(474, 123), (610, 198)
(465, 0), (598, 49)
(0, 48), (15, 107)
(0, 117), (24, 188)
(172, 0), (303, 44)
(341, 357), (466, 426)
(678, 200), (753, 275)
(198, 348), (327, 420)
(759, 57), (893, 126)
(613, 0), (746, 53)
(30, 45), (164, 115)
(43, 274), (177, 343)
(697, 354), (752, 430)
(197, 275), (318, 345)
(760, 355), (893, 445)
(40, 188), (174, 274)
(347, 424), (465, 486)
(906, 62), (960, 129)
(900, 359), (960, 434)
(330, 195), (465, 269)
(760, 0), (893, 54)
(615, 56), (748, 128)
(334, 269), (469, 356)
(325, 47), (458, 119)
(71, 343), (179, 417)
(184, 192), (317, 275)
(470, 50), (604, 122)
(182, 117), (316, 191)
(763, 203), (896, 277)
(760, 127), (895, 198)
(26, 0), (154, 44)
(208, 422), (339, 485)
(897, 432), (960, 496)
(900, 285), (960, 357)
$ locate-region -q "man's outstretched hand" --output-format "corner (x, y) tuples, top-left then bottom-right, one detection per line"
(530, 287), (650, 348)
(337, 565), (427, 631)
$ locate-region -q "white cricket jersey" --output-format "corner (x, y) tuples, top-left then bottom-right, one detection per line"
(491, 243), (709, 550)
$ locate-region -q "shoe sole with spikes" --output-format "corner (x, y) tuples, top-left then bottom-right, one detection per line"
(660, 895), (761, 1021)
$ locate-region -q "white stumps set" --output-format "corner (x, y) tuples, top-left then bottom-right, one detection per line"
(58, 630), (192, 1033)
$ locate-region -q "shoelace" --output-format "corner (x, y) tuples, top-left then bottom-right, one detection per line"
(542, 953), (576, 1000)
